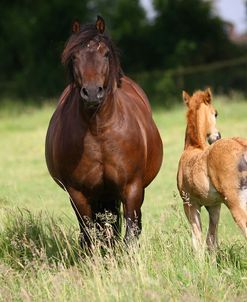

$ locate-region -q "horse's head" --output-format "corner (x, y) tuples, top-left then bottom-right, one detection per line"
(183, 88), (221, 147)
(62, 16), (122, 111)
(72, 18), (109, 108)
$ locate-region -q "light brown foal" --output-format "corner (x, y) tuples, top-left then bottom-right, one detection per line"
(177, 88), (247, 250)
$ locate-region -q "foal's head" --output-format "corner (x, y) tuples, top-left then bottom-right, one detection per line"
(62, 16), (122, 110)
(183, 88), (221, 147)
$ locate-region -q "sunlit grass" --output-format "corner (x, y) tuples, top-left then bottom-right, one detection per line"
(0, 95), (246, 301)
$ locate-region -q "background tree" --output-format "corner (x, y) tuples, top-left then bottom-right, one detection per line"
(150, 0), (245, 69)
(0, 0), (245, 100)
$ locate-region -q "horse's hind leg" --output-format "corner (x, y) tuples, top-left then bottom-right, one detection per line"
(205, 204), (221, 249)
(183, 202), (202, 250)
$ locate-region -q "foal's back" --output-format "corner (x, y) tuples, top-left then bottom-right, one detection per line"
(208, 137), (247, 199)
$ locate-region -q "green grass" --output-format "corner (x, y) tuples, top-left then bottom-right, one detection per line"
(0, 95), (246, 301)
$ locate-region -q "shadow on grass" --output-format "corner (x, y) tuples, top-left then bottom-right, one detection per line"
(0, 208), (128, 271)
(0, 208), (82, 270)
(216, 242), (247, 271)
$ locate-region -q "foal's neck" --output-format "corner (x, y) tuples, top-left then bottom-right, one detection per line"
(184, 109), (207, 150)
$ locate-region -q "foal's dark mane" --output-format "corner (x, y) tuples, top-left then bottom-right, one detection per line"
(62, 22), (123, 91)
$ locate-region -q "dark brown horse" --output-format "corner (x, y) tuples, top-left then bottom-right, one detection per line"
(45, 16), (163, 247)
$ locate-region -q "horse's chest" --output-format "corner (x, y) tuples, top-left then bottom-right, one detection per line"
(72, 135), (127, 188)
(74, 139), (103, 186)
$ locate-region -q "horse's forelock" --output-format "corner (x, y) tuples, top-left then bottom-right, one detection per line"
(61, 23), (122, 88)
(61, 25), (98, 65)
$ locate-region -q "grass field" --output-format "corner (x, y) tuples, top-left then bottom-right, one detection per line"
(0, 95), (246, 301)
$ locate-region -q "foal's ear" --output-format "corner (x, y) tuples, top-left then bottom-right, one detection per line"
(205, 88), (212, 104)
(182, 91), (191, 106)
(72, 20), (80, 33)
(96, 15), (105, 34)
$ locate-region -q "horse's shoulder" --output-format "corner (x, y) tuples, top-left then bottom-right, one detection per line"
(58, 84), (75, 106)
(120, 76), (151, 112)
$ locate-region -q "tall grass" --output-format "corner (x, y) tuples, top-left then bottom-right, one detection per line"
(0, 95), (246, 301)
(0, 208), (246, 301)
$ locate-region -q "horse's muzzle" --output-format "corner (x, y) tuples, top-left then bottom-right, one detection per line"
(80, 86), (105, 108)
(208, 132), (221, 145)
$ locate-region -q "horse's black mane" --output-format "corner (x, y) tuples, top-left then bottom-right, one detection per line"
(62, 22), (123, 88)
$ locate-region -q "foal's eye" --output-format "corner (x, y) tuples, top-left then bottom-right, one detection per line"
(215, 111), (218, 118)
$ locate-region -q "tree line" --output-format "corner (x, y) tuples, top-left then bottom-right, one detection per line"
(0, 0), (246, 100)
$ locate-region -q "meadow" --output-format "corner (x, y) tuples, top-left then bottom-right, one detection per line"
(0, 94), (246, 301)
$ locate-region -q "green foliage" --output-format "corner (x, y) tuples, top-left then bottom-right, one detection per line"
(0, 0), (245, 99)
(151, 0), (245, 68)
(132, 71), (178, 107)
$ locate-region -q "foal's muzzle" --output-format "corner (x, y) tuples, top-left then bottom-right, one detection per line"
(207, 132), (221, 145)
(80, 86), (105, 108)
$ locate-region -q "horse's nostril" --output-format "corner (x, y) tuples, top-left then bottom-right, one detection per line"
(97, 87), (105, 99)
(80, 87), (89, 99)
(82, 88), (88, 96)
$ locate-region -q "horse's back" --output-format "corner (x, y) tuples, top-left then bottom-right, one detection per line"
(45, 84), (77, 182)
(118, 76), (163, 186)
(120, 76), (152, 112)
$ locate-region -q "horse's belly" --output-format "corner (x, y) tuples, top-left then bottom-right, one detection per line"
(72, 159), (126, 191)
(72, 160), (104, 189)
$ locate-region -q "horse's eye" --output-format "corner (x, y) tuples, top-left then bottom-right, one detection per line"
(215, 111), (218, 118)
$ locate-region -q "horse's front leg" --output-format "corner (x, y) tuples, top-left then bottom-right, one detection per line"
(67, 187), (93, 249)
(122, 180), (144, 244)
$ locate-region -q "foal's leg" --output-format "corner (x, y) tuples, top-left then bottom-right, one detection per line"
(221, 189), (247, 239)
(122, 180), (144, 244)
(228, 204), (247, 239)
(205, 204), (221, 249)
(183, 202), (202, 250)
(67, 187), (93, 248)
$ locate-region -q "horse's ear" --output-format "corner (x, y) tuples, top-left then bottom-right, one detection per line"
(205, 88), (212, 104)
(182, 91), (190, 107)
(72, 20), (80, 33)
(96, 15), (105, 34)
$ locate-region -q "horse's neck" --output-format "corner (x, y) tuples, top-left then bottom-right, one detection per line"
(184, 110), (207, 150)
(60, 86), (121, 134)
(84, 92), (121, 134)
